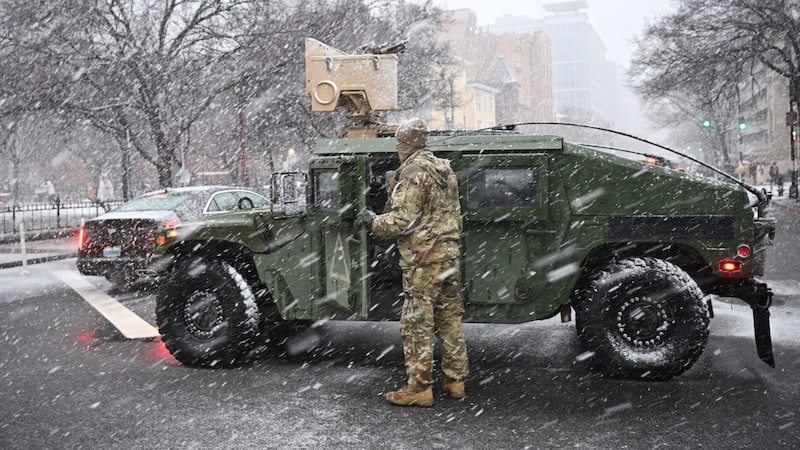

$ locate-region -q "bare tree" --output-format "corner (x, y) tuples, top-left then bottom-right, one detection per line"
(241, 0), (453, 172)
(631, 0), (800, 171)
(1, 0), (265, 188)
(81, 0), (266, 188)
(630, 1), (742, 166)
(1, 0), (451, 192)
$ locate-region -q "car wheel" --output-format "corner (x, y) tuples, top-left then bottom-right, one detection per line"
(574, 257), (710, 380)
(156, 256), (261, 367)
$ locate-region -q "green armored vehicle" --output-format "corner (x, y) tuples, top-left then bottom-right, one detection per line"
(150, 39), (776, 380)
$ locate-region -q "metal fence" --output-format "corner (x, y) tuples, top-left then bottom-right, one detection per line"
(0, 199), (126, 237)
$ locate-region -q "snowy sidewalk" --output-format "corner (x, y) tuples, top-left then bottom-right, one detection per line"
(0, 234), (78, 269)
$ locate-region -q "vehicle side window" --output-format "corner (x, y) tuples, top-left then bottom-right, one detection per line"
(315, 171), (340, 210)
(235, 191), (270, 208)
(467, 168), (539, 209)
(207, 192), (238, 212)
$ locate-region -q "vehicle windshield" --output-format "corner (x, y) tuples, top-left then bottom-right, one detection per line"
(114, 192), (194, 212)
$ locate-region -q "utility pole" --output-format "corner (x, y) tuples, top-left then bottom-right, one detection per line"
(236, 83), (248, 187)
(790, 77), (799, 199)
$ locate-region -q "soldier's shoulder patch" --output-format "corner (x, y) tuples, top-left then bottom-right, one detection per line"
(400, 164), (424, 178)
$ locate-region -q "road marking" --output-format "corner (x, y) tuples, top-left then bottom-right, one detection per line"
(55, 271), (159, 339)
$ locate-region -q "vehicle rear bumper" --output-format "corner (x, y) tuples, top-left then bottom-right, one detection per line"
(76, 257), (149, 277)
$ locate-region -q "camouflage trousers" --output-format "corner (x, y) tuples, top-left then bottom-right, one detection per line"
(400, 260), (469, 391)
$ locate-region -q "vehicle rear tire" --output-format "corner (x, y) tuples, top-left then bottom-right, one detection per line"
(156, 256), (261, 367)
(574, 257), (710, 380)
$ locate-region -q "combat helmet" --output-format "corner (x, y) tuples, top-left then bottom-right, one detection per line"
(396, 118), (428, 148)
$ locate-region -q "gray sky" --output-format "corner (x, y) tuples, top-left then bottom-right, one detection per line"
(437, 0), (676, 66)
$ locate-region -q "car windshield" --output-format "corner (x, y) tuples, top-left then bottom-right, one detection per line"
(114, 192), (195, 212)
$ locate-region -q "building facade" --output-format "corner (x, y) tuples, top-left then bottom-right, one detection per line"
(739, 68), (794, 181)
(491, 3), (610, 126)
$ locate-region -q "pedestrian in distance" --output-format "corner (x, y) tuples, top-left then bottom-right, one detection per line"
(356, 118), (469, 407)
(97, 172), (115, 202)
(770, 162), (779, 186)
(735, 160), (746, 181)
(44, 180), (57, 204)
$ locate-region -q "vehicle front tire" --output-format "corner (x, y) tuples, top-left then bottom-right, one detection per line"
(574, 257), (710, 380)
(156, 256), (262, 367)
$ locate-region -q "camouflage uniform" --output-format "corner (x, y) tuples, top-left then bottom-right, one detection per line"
(371, 146), (469, 392)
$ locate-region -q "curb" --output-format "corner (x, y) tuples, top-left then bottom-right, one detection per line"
(0, 229), (78, 245)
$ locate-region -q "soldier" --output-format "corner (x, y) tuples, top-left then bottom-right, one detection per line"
(356, 118), (469, 407)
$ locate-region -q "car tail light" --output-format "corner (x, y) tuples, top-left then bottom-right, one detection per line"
(163, 220), (181, 229)
(78, 227), (86, 249)
(719, 260), (742, 273)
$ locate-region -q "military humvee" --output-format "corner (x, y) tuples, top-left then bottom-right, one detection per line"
(150, 38), (776, 380)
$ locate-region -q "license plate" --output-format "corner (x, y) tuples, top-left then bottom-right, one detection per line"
(103, 247), (122, 258)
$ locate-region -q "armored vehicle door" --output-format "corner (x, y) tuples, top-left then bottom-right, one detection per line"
(455, 153), (563, 319)
(307, 156), (370, 319)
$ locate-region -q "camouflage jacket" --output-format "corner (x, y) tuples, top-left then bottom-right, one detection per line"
(371, 148), (462, 268)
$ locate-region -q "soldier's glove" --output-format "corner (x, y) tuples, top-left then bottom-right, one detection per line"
(355, 209), (376, 229)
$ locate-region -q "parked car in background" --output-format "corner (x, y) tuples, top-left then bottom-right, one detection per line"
(77, 186), (269, 287)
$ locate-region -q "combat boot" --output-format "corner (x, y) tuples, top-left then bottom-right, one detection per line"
(442, 379), (465, 399)
(385, 386), (434, 407)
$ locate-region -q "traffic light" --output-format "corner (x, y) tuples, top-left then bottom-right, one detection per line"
(702, 119), (712, 128)
(786, 110), (799, 126)
(738, 118), (747, 131)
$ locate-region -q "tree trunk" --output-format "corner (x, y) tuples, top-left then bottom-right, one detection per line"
(121, 137), (131, 201)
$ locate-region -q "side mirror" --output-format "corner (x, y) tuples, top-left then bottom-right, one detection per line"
(271, 172), (307, 217)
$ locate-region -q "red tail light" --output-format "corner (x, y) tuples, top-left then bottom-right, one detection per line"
(163, 220), (181, 229)
(78, 227), (85, 249)
(737, 245), (751, 258)
(719, 260), (742, 273)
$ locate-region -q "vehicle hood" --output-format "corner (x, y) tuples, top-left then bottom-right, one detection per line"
(560, 145), (749, 216)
